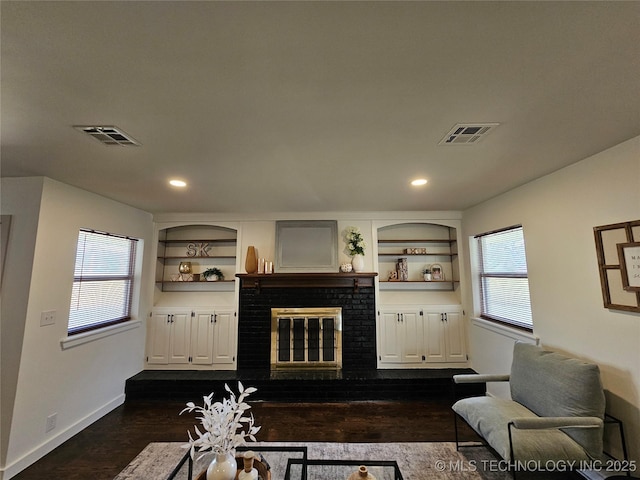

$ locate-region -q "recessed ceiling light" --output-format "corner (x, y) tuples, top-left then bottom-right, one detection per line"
(411, 178), (428, 186)
(169, 179), (187, 187)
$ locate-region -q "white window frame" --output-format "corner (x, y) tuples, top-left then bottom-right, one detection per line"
(475, 225), (533, 331)
(67, 228), (138, 335)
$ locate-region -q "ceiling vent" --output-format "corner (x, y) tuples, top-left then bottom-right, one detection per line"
(438, 123), (499, 145)
(74, 126), (141, 146)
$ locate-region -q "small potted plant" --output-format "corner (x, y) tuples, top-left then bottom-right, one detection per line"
(422, 268), (432, 281)
(345, 226), (366, 272)
(202, 267), (224, 281)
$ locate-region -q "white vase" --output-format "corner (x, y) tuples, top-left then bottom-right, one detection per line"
(206, 452), (237, 480)
(351, 254), (365, 272)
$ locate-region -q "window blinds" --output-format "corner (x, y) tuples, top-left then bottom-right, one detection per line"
(68, 229), (137, 334)
(477, 226), (533, 329)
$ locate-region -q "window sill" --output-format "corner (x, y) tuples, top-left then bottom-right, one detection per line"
(471, 317), (539, 345)
(61, 319), (141, 350)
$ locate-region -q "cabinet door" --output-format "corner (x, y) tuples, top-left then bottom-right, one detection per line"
(424, 307), (466, 363)
(424, 311), (447, 362)
(212, 310), (236, 365)
(399, 310), (422, 363)
(378, 311), (402, 363)
(191, 310), (215, 365)
(443, 309), (466, 362)
(168, 312), (191, 364)
(147, 312), (171, 364)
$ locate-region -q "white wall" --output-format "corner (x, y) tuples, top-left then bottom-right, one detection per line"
(461, 136), (640, 462)
(0, 178), (154, 479)
(0, 178), (44, 479)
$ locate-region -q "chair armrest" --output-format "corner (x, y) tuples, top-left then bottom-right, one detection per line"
(453, 373), (510, 384)
(509, 416), (603, 430)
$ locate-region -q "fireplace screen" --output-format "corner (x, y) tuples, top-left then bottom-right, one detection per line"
(271, 308), (342, 370)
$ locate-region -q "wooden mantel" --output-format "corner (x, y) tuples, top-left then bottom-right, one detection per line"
(236, 272), (378, 291)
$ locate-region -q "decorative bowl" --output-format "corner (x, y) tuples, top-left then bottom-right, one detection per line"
(340, 263), (353, 273)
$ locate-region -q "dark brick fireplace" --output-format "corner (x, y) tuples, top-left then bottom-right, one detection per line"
(236, 273), (378, 371)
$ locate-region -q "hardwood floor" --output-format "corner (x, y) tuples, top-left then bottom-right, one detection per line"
(12, 399), (477, 480)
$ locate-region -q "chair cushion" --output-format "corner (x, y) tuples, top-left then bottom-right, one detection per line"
(509, 342), (605, 458)
(453, 396), (593, 462)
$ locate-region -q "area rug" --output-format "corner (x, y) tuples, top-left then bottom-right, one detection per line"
(115, 441), (576, 480)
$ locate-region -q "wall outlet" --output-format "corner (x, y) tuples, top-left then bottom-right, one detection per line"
(45, 413), (57, 432)
(40, 310), (56, 326)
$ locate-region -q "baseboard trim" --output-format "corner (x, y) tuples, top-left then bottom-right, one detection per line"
(1, 394), (125, 480)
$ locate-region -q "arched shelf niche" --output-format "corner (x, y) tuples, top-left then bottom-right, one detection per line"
(156, 224), (238, 292)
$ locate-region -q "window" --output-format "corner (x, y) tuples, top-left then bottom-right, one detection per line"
(68, 229), (138, 335)
(476, 225), (533, 330)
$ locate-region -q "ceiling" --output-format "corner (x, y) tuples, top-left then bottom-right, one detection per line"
(2, 1), (639, 215)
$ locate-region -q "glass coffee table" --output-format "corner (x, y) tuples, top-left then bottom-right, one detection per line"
(178, 446), (308, 480)
(159, 444), (404, 480)
(285, 458), (404, 480)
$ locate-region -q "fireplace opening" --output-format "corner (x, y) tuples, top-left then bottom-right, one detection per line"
(271, 307), (342, 370)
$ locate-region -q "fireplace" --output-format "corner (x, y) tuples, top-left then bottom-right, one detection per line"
(271, 307), (342, 370)
(237, 273), (377, 371)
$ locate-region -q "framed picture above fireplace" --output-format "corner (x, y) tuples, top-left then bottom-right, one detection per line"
(275, 220), (338, 273)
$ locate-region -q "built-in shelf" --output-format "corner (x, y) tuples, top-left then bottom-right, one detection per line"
(378, 253), (457, 257)
(156, 226), (238, 292)
(160, 255), (236, 260)
(377, 239), (456, 244)
(379, 280), (456, 291)
(155, 280), (236, 292)
(377, 223), (459, 291)
(159, 238), (237, 244)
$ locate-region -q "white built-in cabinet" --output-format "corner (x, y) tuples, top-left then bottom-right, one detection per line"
(150, 223), (239, 370)
(146, 307), (236, 368)
(377, 305), (466, 366)
(375, 221), (466, 368)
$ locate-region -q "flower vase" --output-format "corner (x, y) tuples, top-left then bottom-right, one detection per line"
(245, 246), (258, 274)
(347, 465), (377, 480)
(238, 451), (258, 480)
(351, 254), (364, 273)
(206, 452), (237, 480)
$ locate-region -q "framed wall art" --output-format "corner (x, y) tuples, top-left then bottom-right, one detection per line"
(593, 219), (640, 313)
(617, 242), (640, 291)
(275, 220), (338, 273)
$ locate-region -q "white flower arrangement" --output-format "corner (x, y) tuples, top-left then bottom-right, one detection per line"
(180, 382), (261, 459)
(345, 226), (366, 256)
